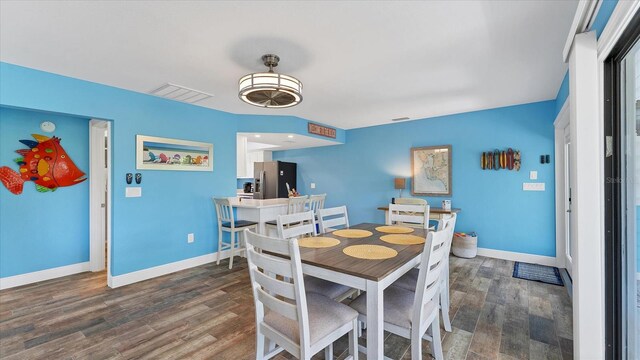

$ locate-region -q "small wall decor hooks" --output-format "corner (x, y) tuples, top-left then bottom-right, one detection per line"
(135, 173), (142, 184)
(126, 173), (133, 184)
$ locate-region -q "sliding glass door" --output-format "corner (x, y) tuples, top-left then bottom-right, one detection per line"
(604, 14), (640, 359)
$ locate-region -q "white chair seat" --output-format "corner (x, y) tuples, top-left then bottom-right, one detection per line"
(264, 292), (358, 344)
(350, 286), (436, 329)
(304, 275), (352, 300)
(392, 268), (420, 292)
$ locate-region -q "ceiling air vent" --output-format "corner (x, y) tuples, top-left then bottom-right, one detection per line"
(391, 117), (410, 122)
(148, 83), (213, 104)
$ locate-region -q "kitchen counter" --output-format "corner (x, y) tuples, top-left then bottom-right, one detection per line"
(228, 197), (289, 234)
(228, 197), (289, 209)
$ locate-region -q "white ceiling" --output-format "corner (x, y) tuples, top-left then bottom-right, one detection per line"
(0, 1), (578, 129)
(239, 133), (339, 151)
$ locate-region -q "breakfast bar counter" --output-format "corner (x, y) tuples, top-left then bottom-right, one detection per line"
(229, 197), (289, 234)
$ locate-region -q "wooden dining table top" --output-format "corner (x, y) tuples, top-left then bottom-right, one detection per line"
(376, 206), (460, 214)
(298, 223), (428, 282)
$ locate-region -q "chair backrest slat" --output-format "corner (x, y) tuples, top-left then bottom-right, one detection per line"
(288, 196), (309, 214)
(307, 194), (326, 213)
(248, 251), (294, 278)
(256, 288), (299, 320)
(317, 206), (349, 233)
(411, 218), (455, 326)
(245, 229), (311, 349)
(388, 203), (430, 229)
(213, 197), (234, 225)
(277, 211), (317, 240)
(254, 270), (296, 299)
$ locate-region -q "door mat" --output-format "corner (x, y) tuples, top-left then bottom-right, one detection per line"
(513, 262), (564, 286)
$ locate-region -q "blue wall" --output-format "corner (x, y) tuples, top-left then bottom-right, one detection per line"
(274, 101), (557, 256)
(0, 108), (90, 277)
(0, 62), (240, 277)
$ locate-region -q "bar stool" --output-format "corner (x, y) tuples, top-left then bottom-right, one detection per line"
(213, 197), (258, 269)
(265, 195), (309, 236)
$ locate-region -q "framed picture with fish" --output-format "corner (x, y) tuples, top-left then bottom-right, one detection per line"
(136, 135), (213, 171)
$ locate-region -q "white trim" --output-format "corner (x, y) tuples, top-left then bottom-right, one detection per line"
(475, 248), (558, 267)
(0, 262), (90, 290)
(110, 249), (235, 288)
(563, 0), (600, 62)
(554, 99), (571, 272)
(570, 31), (604, 359)
(636, 272), (640, 281)
(597, 0), (640, 60)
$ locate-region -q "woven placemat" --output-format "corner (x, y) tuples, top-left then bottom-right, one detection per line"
(375, 225), (415, 234)
(298, 237), (341, 248)
(332, 229), (373, 238)
(343, 245), (398, 260)
(379, 234), (425, 245)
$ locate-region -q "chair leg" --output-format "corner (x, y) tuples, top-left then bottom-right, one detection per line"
(216, 228), (223, 265)
(411, 327), (423, 360)
(350, 318), (359, 360)
(256, 331), (265, 360)
(324, 342), (333, 359)
(229, 231), (236, 269)
(430, 316), (444, 360)
(440, 287), (452, 332)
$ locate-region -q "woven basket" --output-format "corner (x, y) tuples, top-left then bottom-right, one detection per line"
(452, 234), (478, 258)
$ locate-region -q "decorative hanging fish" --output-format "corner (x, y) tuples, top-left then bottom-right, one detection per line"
(0, 134), (86, 195)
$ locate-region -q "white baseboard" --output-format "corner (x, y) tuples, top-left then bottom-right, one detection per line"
(110, 249), (235, 288)
(476, 248), (558, 267)
(0, 262), (90, 290)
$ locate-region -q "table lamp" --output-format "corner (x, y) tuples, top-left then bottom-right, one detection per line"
(394, 177), (406, 199)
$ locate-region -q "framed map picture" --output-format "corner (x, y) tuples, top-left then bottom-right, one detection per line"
(411, 145), (452, 196)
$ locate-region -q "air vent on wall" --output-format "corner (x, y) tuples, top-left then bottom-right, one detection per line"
(391, 117), (410, 122)
(148, 83), (213, 104)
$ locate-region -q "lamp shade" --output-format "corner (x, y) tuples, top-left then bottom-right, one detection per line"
(394, 178), (406, 190)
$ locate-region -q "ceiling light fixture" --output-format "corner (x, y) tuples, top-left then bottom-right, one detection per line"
(288, 135), (294, 138)
(238, 54), (303, 108)
(254, 134), (261, 138)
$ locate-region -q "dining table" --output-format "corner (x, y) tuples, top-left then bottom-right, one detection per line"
(297, 223), (429, 360)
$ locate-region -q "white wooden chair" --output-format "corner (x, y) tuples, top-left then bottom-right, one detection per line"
(349, 220), (455, 360)
(307, 194), (326, 214)
(317, 206), (350, 233)
(387, 203), (430, 229)
(277, 211), (355, 302)
(266, 195), (309, 236)
(391, 213), (458, 332)
(244, 229), (359, 360)
(213, 197), (258, 269)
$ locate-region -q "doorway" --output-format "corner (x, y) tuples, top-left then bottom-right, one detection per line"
(603, 10), (640, 359)
(89, 119), (111, 285)
(554, 100), (573, 278)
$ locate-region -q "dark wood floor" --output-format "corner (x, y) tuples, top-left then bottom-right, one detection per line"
(0, 255), (572, 360)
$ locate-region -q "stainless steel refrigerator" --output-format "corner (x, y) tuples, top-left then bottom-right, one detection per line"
(253, 161), (297, 199)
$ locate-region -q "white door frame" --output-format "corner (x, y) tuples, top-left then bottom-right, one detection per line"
(89, 119), (112, 287)
(554, 99), (570, 273)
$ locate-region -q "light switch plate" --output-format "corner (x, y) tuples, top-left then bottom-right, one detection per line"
(530, 171), (538, 180)
(310, 183), (316, 189)
(125, 187), (142, 197)
(523, 183), (545, 191)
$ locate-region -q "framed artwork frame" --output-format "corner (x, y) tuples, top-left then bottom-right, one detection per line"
(411, 145), (452, 196)
(136, 135), (213, 171)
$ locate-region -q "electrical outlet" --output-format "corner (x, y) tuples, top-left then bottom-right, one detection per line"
(523, 183), (545, 191)
(529, 171), (538, 180)
(187, 233), (194, 243)
(310, 183), (316, 189)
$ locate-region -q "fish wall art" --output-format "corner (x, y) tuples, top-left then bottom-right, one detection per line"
(0, 134), (86, 195)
